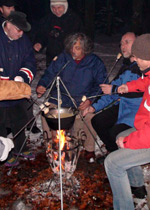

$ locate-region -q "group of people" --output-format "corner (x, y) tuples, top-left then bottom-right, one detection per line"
(0, 0), (85, 167)
(105, 34), (150, 209)
(0, 0), (150, 209)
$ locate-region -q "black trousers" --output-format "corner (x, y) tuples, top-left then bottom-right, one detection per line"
(22, 99), (37, 129)
(0, 101), (28, 159)
(91, 104), (131, 152)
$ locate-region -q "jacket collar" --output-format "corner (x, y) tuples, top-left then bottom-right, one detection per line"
(141, 67), (150, 75)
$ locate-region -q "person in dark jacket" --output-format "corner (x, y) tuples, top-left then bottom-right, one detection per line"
(0, 11), (36, 167)
(36, 32), (107, 163)
(0, 0), (15, 24)
(0, 0), (41, 134)
(33, 0), (84, 67)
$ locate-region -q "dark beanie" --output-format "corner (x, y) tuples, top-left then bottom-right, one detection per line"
(131, 34), (150, 60)
(0, 0), (16, 7)
(7, 11), (31, 32)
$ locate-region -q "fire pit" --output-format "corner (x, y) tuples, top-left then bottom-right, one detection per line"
(42, 107), (85, 199)
(46, 130), (82, 179)
(41, 130), (82, 199)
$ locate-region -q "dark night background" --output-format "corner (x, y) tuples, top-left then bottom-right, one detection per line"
(0, 1), (150, 209)
(14, 0), (150, 41)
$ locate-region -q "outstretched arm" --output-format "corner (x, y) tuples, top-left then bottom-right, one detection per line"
(117, 84), (128, 94)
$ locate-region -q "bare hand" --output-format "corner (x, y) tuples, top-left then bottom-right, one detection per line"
(79, 100), (91, 111)
(116, 136), (125, 148)
(33, 43), (42, 52)
(36, 86), (46, 97)
(82, 106), (95, 116)
(117, 84), (128, 94)
(100, 84), (112, 95)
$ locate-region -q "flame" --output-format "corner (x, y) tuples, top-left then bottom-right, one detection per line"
(56, 130), (66, 150)
(52, 130), (67, 171)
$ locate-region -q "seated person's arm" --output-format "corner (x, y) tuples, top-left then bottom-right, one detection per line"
(36, 85), (46, 98)
(100, 84), (113, 95)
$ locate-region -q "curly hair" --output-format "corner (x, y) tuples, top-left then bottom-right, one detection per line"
(64, 33), (93, 55)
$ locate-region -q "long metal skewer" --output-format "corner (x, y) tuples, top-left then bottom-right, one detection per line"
(90, 53), (122, 104)
(7, 55), (121, 175)
(7, 61), (71, 175)
(27, 60), (70, 110)
(85, 91), (118, 100)
(59, 78), (105, 154)
(7, 110), (42, 176)
(7, 101), (51, 176)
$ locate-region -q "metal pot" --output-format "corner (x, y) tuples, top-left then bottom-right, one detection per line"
(43, 108), (77, 130)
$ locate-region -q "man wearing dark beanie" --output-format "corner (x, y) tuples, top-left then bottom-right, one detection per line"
(104, 34), (150, 210)
(131, 33), (150, 61)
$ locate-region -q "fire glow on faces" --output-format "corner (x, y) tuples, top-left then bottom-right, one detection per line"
(71, 40), (85, 60)
(51, 5), (65, 17)
(120, 34), (135, 58)
(0, 6), (15, 18)
(5, 22), (23, 40)
(134, 56), (150, 71)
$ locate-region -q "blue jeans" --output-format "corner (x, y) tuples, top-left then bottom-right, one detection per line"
(104, 148), (150, 210)
(116, 128), (144, 187)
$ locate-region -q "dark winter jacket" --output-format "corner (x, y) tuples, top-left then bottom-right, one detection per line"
(92, 61), (143, 127)
(34, 9), (84, 66)
(0, 23), (36, 107)
(0, 13), (5, 25)
(37, 51), (107, 108)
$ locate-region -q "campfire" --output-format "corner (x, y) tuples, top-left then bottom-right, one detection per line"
(41, 107), (85, 201)
(46, 129), (82, 179)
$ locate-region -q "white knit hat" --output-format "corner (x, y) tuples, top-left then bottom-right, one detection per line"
(50, 0), (68, 15)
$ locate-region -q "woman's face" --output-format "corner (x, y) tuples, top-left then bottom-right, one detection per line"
(51, 5), (65, 17)
(71, 40), (85, 60)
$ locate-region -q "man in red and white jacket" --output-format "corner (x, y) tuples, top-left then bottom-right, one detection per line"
(104, 34), (150, 210)
(0, 11), (36, 167)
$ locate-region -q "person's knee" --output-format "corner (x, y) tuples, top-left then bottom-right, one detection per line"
(104, 151), (121, 173)
(104, 153), (113, 170)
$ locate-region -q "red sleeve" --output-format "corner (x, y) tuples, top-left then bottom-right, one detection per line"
(127, 77), (147, 93)
(123, 122), (150, 149)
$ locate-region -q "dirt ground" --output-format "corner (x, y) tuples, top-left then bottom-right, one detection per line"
(0, 142), (113, 210)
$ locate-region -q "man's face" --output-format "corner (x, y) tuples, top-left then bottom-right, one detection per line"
(51, 5), (65, 17)
(134, 56), (150, 71)
(0, 6), (15, 18)
(120, 33), (135, 58)
(71, 39), (85, 60)
(5, 22), (23, 40)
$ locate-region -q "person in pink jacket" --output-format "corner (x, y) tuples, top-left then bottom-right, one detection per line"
(104, 34), (150, 210)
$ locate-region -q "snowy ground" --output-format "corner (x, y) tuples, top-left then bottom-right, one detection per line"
(29, 34), (150, 209)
